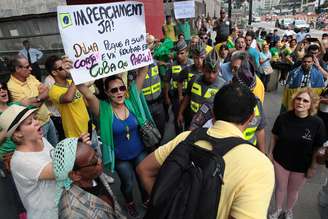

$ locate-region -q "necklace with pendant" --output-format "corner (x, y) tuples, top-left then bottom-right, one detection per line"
(114, 107), (130, 140)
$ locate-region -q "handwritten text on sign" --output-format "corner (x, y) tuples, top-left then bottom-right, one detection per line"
(57, 2), (153, 84)
(174, 1), (195, 19)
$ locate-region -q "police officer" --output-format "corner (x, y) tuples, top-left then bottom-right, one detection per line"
(163, 39), (193, 134)
(177, 42), (206, 95)
(140, 34), (166, 138)
(232, 60), (266, 153)
(177, 50), (225, 129)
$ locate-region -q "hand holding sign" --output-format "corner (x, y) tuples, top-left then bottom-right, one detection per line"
(57, 1), (153, 85)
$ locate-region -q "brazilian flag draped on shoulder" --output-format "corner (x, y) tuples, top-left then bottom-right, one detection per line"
(281, 66), (325, 113)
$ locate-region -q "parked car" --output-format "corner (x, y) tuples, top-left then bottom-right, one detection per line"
(280, 18), (294, 29)
(292, 20), (310, 32)
(252, 16), (261, 22)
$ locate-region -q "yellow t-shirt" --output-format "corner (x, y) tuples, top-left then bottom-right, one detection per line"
(155, 120), (274, 219)
(163, 24), (176, 42)
(253, 76), (265, 104)
(7, 75), (50, 125)
(205, 45), (213, 54)
(49, 80), (89, 138)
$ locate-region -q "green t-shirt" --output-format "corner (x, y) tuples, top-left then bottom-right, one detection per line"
(175, 22), (191, 41)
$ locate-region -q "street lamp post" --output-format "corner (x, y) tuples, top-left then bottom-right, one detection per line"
(249, 0), (253, 25)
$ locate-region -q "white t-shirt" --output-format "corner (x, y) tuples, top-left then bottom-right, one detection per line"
(284, 30), (296, 36)
(11, 138), (57, 219)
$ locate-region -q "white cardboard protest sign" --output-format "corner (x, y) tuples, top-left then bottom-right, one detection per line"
(174, 0), (195, 19)
(57, 1), (153, 84)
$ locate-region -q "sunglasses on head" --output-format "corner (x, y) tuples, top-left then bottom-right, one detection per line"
(109, 85), (126, 94)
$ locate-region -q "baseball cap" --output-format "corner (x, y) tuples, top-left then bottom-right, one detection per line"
(0, 105), (37, 137)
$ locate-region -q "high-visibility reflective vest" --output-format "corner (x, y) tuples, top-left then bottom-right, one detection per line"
(170, 59), (193, 92)
(190, 77), (225, 114)
(142, 64), (161, 101)
(243, 104), (261, 145)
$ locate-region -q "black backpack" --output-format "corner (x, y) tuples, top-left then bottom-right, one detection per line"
(144, 128), (251, 219)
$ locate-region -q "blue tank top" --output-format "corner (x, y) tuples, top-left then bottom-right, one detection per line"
(112, 111), (144, 160)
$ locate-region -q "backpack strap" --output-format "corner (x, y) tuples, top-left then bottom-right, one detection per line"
(187, 128), (253, 157)
(183, 128), (209, 145)
(210, 137), (252, 156)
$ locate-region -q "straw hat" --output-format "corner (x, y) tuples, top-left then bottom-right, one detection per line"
(0, 105), (37, 137)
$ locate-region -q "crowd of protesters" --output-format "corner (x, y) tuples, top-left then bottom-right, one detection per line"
(0, 7), (328, 219)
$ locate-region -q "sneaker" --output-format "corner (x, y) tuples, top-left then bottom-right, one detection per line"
(269, 208), (282, 219)
(126, 202), (140, 218)
(285, 210), (293, 219)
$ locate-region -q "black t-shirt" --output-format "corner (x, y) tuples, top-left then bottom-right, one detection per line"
(272, 111), (326, 173)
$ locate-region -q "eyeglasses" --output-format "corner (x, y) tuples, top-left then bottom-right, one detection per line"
(55, 66), (64, 71)
(295, 97), (310, 103)
(73, 153), (99, 170)
(109, 85), (126, 94)
(19, 65), (31, 69)
(200, 36), (208, 40)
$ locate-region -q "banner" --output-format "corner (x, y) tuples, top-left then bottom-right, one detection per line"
(57, 1), (153, 84)
(174, 0), (195, 19)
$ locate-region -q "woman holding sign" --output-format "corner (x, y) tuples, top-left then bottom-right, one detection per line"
(77, 66), (149, 218)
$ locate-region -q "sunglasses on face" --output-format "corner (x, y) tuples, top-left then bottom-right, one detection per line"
(20, 65), (31, 69)
(73, 153), (99, 170)
(55, 66), (64, 71)
(109, 85), (126, 94)
(295, 97), (310, 103)
(201, 36), (208, 40)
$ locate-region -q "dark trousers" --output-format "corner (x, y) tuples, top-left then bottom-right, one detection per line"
(115, 151), (148, 203)
(148, 101), (166, 137)
(171, 96), (185, 134)
(318, 111), (328, 136)
(51, 116), (65, 141)
(31, 62), (42, 82)
(259, 73), (271, 91)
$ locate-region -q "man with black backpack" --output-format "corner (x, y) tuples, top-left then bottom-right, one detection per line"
(137, 83), (274, 219)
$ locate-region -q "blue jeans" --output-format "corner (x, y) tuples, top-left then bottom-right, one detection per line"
(41, 119), (58, 146)
(115, 151), (148, 203)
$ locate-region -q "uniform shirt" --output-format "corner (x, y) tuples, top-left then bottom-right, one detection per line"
(49, 80), (89, 137)
(272, 111), (326, 173)
(19, 48), (43, 64)
(178, 64), (202, 84)
(164, 59), (193, 96)
(7, 74), (50, 125)
(154, 120), (274, 219)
